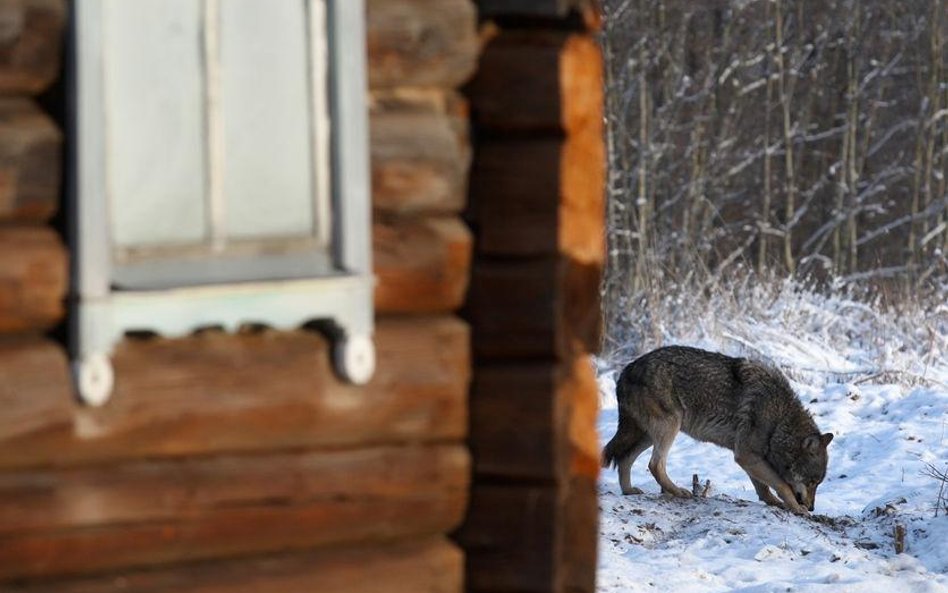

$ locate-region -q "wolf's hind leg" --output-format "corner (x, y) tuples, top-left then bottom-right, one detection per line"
(617, 436), (653, 495)
(645, 416), (692, 498)
(603, 417), (653, 495)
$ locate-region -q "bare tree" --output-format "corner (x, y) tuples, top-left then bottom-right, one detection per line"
(601, 0), (947, 348)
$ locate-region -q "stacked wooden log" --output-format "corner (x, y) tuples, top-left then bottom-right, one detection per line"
(0, 0), (66, 333)
(369, 0), (478, 314)
(455, 2), (605, 592)
(0, 1), (479, 592)
(0, 0), (69, 467)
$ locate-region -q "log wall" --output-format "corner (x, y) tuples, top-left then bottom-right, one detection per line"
(0, 0), (67, 335)
(0, 0), (606, 590)
(366, 21), (477, 589)
(454, 2), (605, 592)
(0, 1), (479, 591)
(0, 538), (463, 593)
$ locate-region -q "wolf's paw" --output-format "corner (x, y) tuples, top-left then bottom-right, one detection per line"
(662, 486), (693, 499)
(784, 501), (810, 517)
(621, 486), (644, 495)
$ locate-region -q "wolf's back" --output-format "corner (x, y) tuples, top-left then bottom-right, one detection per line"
(620, 346), (741, 398)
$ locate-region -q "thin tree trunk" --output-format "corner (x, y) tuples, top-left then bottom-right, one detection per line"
(845, 1), (861, 274)
(635, 31), (650, 294)
(774, 0), (797, 274)
(759, 52), (774, 275)
(921, 0), (942, 263)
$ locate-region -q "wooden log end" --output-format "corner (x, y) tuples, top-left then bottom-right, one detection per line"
(470, 355), (598, 483)
(467, 256), (602, 361)
(366, 0), (479, 90)
(468, 138), (604, 262)
(0, 226), (68, 333)
(0, 99), (62, 223)
(374, 216), (473, 314)
(371, 107), (470, 215)
(468, 31), (604, 135)
(0, 0), (67, 95)
(457, 478), (598, 593)
(563, 355), (600, 479)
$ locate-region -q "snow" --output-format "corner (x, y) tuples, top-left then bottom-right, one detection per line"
(597, 283), (948, 592)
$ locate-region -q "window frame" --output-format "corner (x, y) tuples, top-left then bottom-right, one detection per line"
(68, 0), (374, 404)
(73, 0), (370, 291)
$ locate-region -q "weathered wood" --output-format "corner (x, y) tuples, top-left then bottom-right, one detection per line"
(466, 32), (605, 261)
(457, 9), (604, 592)
(0, 0), (65, 95)
(0, 99), (61, 223)
(0, 538), (463, 593)
(370, 87), (469, 116)
(467, 136), (605, 261)
(465, 356), (599, 592)
(0, 337), (73, 452)
(468, 33), (603, 134)
(470, 363), (567, 482)
(468, 139), (559, 255)
(374, 216), (472, 314)
(366, 0), (478, 90)
(0, 445), (469, 580)
(0, 317), (469, 470)
(566, 357), (601, 483)
(477, 1), (602, 28)
(0, 226), (67, 334)
(469, 356), (599, 482)
(562, 474), (598, 593)
(371, 101), (470, 214)
(455, 478), (597, 593)
(477, 0), (571, 17)
(457, 485), (557, 593)
(466, 256), (601, 361)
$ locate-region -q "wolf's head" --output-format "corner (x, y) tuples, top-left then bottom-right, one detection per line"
(783, 432), (834, 511)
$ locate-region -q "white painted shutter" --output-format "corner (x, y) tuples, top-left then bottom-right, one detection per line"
(101, 0), (330, 259)
(105, 0), (208, 248)
(219, 0), (315, 240)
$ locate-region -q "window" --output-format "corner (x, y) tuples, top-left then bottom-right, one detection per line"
(69, 0), (374, 405)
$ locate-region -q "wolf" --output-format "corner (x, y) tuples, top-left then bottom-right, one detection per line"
(602, 346), (833, 515)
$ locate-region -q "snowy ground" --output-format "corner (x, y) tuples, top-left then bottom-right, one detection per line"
(597, 285), (948, 592)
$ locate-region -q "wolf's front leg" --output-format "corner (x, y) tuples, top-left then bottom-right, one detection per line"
(734, 450), (808, 515)
(750, 478), (784, 508)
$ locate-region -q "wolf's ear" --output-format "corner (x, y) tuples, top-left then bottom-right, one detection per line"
(820, 432), (834, 447)
(803, 435), (820, 451)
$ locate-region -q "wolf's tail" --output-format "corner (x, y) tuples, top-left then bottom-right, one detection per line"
(601, 421), (639, 469)
(601, 375), (638, 468)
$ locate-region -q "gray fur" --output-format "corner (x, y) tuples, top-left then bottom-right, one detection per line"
(602, 346), (834, 515)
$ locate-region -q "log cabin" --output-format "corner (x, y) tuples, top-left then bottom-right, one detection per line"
(0, 1), (604, 592)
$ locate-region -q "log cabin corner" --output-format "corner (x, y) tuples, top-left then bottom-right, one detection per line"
(0, 1), (605, 592)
